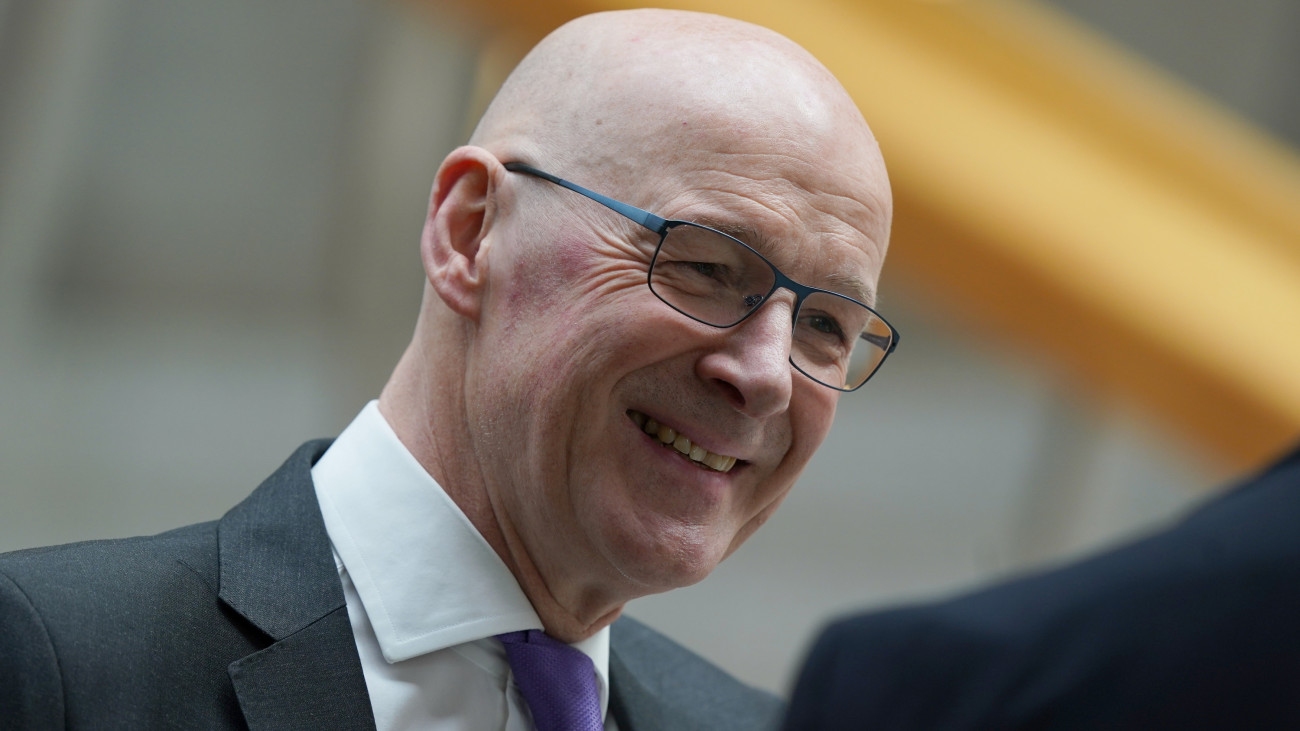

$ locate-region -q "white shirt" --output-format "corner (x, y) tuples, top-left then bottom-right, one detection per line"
(312, 401), (616, 730)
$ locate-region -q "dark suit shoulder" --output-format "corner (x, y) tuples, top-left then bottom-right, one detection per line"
(0, 563), (64, 727)
(787, 445), (1300, 730)
(0, 523), (231, 647)
(610, 615), (783, 731)
(0, 523), (263, 728)
(0, 520), (221, 592)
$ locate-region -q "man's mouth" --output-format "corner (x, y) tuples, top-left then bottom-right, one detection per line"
(628, 410), (739, 473)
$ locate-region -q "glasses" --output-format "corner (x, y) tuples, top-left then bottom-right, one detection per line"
(504, 162), (900, 392)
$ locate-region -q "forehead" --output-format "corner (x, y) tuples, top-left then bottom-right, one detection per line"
(527, 25), (892, 299)
(648, 150), (890, 305)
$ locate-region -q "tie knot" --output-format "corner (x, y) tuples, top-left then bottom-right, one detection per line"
(497, 630), (603, 731)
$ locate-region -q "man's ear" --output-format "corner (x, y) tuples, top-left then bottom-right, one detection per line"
(421, 146), (501, 321)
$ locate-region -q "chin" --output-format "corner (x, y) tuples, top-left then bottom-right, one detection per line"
(602, 520), (733, 594)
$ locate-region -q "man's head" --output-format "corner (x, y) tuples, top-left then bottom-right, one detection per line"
(381, 9), (892, 639)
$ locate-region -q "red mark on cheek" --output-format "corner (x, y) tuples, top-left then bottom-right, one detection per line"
(553, 233), (597, 269)
(506, 234), (598, 313)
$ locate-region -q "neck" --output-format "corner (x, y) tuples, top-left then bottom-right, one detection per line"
(489, 517), (631, 642)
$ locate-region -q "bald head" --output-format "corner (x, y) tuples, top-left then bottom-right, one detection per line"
(471, 10), (890, 242)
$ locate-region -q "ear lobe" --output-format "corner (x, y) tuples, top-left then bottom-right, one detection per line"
(421, 146), (499, 320)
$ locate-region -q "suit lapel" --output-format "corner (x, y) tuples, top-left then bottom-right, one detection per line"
(217, 440), (376, 731)
(228, 607), (375, 730)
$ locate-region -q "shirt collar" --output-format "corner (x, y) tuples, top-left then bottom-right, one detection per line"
(312, 401), (612, 712)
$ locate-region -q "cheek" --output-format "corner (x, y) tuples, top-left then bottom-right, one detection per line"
(792, 386), (838, 456)
(486, 241), (652, 405)
(500, 232), (660, 362)
(502, 233), (597, 315)
(752, 390), (837, 515)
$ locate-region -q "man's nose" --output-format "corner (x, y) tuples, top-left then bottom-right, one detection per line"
(695, 292), (795, 418)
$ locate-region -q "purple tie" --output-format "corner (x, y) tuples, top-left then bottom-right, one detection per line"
(497, 630), (603, 731)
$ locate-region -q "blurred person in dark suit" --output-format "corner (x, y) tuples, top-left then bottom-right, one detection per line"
(0, 8), (899, 730)
(785, 445), (1300, 730)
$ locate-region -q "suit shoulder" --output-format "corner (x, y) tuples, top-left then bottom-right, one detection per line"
(610, 615), (783, 731)
(0, 522), (228, 664)
(0, 566), (64, 726)
(0, 522), (273, 727)
(0, 521), (220, 594)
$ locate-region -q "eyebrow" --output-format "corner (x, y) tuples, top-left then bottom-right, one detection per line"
(690, 217), (878, 306)
(823, 271), (877, 306)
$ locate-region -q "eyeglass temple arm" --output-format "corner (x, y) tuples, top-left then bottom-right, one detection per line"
(862, 330), (899, 353)
(503, 162), (669, 234)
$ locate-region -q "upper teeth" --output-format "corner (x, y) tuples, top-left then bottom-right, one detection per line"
(628, 411), (738, 473)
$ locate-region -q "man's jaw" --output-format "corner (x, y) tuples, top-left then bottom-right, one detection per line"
(627, 410), (740, 473)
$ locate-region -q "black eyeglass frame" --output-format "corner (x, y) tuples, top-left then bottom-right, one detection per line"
(503, 161), (900, 392)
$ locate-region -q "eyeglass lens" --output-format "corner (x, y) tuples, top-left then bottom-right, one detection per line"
(649, 222), (893, 391)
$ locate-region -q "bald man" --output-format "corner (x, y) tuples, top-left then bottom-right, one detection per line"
(0, 10), (896, 730)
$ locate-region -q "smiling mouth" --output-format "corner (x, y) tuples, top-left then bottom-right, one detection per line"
(627, 410), (739, 473)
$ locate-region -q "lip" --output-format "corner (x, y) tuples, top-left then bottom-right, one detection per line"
(626, 409), (748, 474)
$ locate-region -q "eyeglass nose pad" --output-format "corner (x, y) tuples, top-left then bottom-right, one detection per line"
(747, 287), (802, 326)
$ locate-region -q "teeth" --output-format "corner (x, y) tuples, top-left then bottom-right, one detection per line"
(672, 434), (691, 455)
(629, 410), (739, 473)
(703, 453), (737, 472)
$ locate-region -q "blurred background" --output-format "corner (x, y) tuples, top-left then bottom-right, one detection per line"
(2, 0), (1298, 695)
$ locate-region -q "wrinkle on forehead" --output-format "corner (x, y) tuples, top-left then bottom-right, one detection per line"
(681, 159), (891, 258)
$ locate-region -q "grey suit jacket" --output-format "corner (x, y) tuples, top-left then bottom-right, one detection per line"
(0, 440), (782, 730)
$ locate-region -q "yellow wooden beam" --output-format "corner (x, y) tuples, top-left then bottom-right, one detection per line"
(429, 0), (1300, 471)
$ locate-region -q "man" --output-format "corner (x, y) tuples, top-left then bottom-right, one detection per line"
(785, 445), (1300, 730)
(0, 9), (896, 730)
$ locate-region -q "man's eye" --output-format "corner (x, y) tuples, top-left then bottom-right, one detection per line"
(805, 314), (844, 339)
(682, 261), (721, 279)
